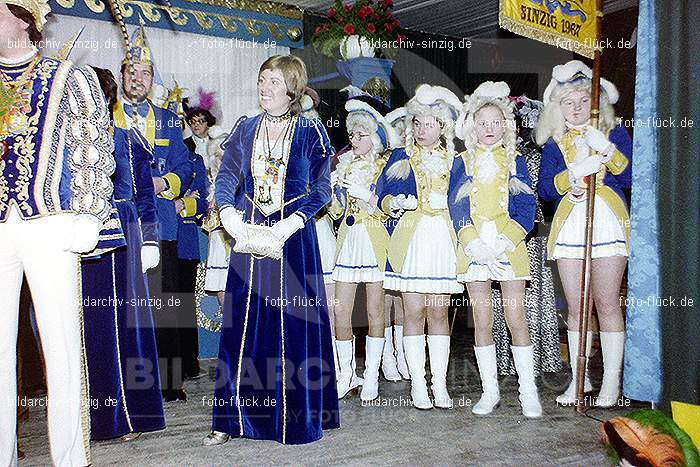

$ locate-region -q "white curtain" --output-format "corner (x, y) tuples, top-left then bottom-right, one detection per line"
(42, 15), (290, 132)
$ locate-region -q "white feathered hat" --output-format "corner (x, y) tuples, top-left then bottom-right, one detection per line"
(385, 107), (407, 127)
(410, 84), (462, 122)
(345, 99), (399, 150)
(543, 59), (619, 105)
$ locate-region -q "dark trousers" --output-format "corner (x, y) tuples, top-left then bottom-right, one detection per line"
(149, 241), (184, 393)
(149, 241), (201, 394)
(175, 257), (200, 378)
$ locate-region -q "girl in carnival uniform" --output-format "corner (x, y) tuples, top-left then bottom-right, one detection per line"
(536, 60), (632, 408)
(329, 99), (398, 401)
(376, 85), (463, 410)
(380, 107), (411, 382)
(448, 81), (541, 418)
(491, 96), (562, 377)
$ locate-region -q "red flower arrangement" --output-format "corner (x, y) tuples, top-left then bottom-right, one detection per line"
(313, 0), (403, 58)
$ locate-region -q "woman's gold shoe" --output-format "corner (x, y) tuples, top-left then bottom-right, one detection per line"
(120, 432), (142, 442)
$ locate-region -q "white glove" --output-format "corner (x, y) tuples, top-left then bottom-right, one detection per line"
(465, 238), (496, 264)
(220, 207), (244, 239)
(428, 192), (447, 210)
(584, 126), (614, 154)
(330, 171), (340, 188)
(346, 183), (373, 203)
(389, 194), (418, 212)
(271, 214), (305, 243)
(492, 234), (515, 258)
(141, 244), (160, 273)
(569, 155), (602, 179)
(64, 214), (102, 254)
(487, 258), (509, 278)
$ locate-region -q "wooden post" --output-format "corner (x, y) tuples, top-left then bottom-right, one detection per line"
(575, 0), (604, 414)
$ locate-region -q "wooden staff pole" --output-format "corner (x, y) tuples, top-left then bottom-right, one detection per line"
(575, 0), (603, 414)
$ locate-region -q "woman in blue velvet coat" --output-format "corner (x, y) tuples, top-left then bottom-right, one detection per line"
(81, 124), (165, 440)
(203, 55), (339, 446)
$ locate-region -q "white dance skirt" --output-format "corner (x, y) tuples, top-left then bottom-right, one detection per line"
(551, 195), (628, 259)
(458, 220), (530, 283)
(384, 214), (462, 294)
(316, 216), (337, 285)
(205, 229), (231, 291)
(332, 223), (383, 283)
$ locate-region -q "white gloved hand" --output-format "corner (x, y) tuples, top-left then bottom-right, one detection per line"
(141, 244), (160, 273)
(487, 258), (509, 278)
(220, 207), (245, 239)
(465, 238), (496, 264)
(584, 126), (614, 154)
(271, 213), (305, 243)
(64, 214), (102, 254)
(389, 194), (418, 211)
(428, 192), (447, 210)
(492, 234), (515, 258)
(569, 155), (602, 179)
(345, 182), (373, 203)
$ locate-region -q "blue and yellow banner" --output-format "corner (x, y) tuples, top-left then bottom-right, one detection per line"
(499, 0), (599, 58)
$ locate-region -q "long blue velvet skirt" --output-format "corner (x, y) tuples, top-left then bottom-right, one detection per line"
(82, 200), (165, 440)
(212, 212), (340, 444)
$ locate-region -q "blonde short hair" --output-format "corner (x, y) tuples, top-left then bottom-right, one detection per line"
(259, 55), (308, 116)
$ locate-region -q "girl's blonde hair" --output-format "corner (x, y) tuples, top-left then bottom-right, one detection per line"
(535, 79), (616, 146)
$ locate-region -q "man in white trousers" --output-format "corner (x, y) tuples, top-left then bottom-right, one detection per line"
(0, 1), (115, 465)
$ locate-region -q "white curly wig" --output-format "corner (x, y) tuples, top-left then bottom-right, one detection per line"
(458, 82), (518, 174)
(346, 112), (385, 155)
(405, 84), (461, 157)
(535, 77), (617, 146)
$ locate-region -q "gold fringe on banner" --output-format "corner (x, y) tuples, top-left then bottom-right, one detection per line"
(498, 0), (599, 59)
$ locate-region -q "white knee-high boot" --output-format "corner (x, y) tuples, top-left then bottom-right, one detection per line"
(427, 335), (453, 409)
(403, 335), (433, 410)
(557, 330), (593, 405)
(511, 345), (543, 418)
(472, 344), (500, 415)
(361, 336), (385, 401)
(336, 337), (363, 399)
(595, 331), (625, 408)
(381, 326), (402, 382)
(331, 336), (340, 377)
(394, 325), (410, 380)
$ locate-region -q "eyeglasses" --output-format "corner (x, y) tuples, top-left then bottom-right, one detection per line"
(348, 132), (370, 140)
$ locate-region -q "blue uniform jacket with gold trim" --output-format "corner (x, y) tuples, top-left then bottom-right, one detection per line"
(177, 152), (208, 260)
(114, 101), (193, 241)
(538, 123), (632, 208)
(448, 152), (536, 245)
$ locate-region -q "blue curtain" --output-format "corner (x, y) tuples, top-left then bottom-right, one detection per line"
(622, 0), (661, 403)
